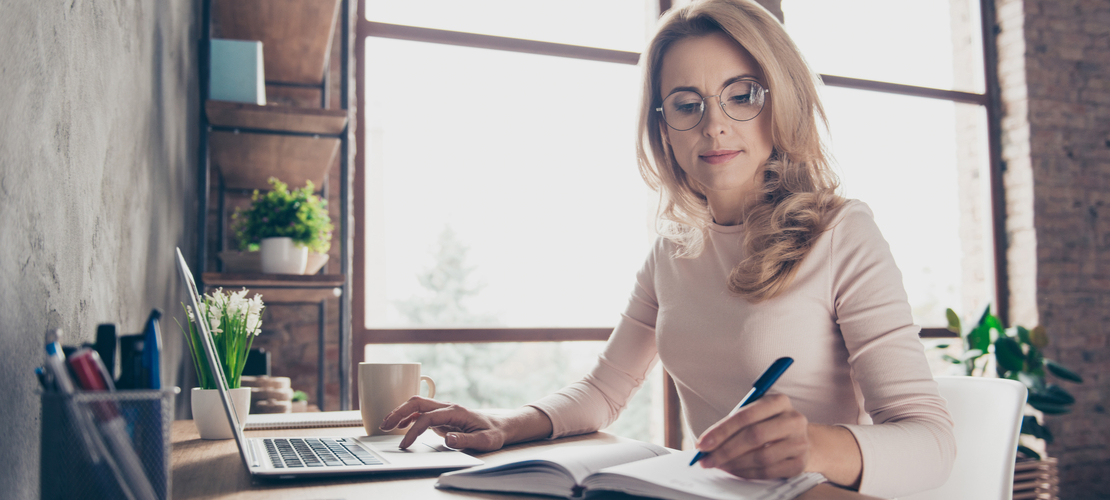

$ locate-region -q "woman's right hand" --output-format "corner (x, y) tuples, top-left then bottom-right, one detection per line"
(380, 396), (519, 451)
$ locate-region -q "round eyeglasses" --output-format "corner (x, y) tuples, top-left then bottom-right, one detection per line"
(656, 79), (770, 131)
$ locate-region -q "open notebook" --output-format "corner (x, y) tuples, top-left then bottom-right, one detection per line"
(437, 442), (825, 500)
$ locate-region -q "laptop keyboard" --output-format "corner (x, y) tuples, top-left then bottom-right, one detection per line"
(263, 438), (383, 468)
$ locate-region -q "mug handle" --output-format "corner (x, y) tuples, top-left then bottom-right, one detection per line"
(420, 375), (436, 399)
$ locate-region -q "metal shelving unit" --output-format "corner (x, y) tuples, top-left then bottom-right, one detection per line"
(197, 0), (352, 410)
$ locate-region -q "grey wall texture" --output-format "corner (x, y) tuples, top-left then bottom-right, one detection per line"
(997, 0), (1110, 497)
(0, 1), (198, 498)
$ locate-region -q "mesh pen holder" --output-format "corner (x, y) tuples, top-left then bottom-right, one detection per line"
(41, 389), (175, 500)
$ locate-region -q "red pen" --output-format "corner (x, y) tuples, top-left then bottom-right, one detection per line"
(69, 349), (119, 421)
(68, 348), (158, 500)
(69, 349), (116, 391)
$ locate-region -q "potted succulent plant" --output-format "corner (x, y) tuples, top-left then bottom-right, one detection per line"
(940, 306), (1082, 498)
(179, 288), (265, 439)
(232, 177), (333, 274)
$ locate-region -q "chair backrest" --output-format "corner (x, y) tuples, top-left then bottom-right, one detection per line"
(901, 376), (1027, 500)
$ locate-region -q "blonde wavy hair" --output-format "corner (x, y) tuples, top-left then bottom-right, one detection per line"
(636, 0), (844, 302)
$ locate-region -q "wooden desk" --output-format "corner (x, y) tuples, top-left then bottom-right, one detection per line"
(172, 421), (881, 499)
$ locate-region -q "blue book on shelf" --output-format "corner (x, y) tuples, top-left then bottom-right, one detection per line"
(210, 39), (266, 105)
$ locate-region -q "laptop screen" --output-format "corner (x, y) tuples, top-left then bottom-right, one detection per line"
(175, 247), (253, 466)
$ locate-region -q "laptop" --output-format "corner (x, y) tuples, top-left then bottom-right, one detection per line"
(174, 247), (483, 479)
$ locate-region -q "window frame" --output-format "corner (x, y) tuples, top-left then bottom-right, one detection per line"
(351, 0), (1007, 444)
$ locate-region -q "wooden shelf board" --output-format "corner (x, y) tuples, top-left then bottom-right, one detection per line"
(203, 272), (345, 288)
(210, 131), (339, 191)
(218, 287), (340, 304)
(206, 101), (347, 135)
(265, 85), (323, 108)
(211, 0), (341, 86)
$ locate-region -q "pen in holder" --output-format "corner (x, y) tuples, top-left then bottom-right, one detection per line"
(40, 389), (174, 500)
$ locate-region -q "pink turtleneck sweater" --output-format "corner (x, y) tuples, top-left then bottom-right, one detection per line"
(529, 200), (955, 498)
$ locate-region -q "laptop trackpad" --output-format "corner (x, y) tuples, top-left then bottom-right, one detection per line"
(381, 442), (446, 453)
(359, 433), (451, 454)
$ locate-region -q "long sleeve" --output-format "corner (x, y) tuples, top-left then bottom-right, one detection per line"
(829, 204), (956, 498)
(527, 200), (955, 499)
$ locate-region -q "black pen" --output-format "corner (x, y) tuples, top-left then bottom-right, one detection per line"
(35, 366), (52, 391)
(689, 356), (794, 466)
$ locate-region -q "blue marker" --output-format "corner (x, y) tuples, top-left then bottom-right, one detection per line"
(141, 309), (163, 389)
(689, 357), (794, 466)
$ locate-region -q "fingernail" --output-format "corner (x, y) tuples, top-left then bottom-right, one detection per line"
(700, 438), (715, 448)
(446, 433), (457, 447)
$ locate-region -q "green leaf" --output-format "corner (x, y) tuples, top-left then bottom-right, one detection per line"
(942, 354), (963, 364)
(1040, 421), (1054, 444)
(1045, 384), (1076, 405)
(976, 304), (992, 325)
(1017, 371), (1045, 391)
(1020, 415), (1049, 440)
(967, 322), (994, 353)
(1046, 360), (1084, 383)
(968, 325), (991, 353)
(1016, 326), (1031, 345)
(1028, 389), (1072, 407)
(1025, 344), (1044, 370)
(1030, 325), (1049, 349)
(1028, 401), (1071, 414)
(946, 308), (961, 335)
(995, 336), (1025, 372)
(933, 343), (951, 350)
(984, 314), (1004, 341)
(1017, 444), (1042, 460)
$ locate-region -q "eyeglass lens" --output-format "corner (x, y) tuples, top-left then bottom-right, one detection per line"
(659, 80), (767, 131)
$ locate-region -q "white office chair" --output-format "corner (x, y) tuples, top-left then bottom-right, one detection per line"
(901, 376), (1027, 500)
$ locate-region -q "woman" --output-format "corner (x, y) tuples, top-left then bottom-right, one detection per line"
(380, 1), (956, 497)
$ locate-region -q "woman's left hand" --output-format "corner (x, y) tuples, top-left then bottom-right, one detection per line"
(693, 393), (811, 479)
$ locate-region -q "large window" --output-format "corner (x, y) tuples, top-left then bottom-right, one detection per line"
(363, 38), (653, 330)
(364, 0), (653, 52)
(356, 0), (666, 444)
(783, 0), (998, 329)
(355, 0), (1004, 444)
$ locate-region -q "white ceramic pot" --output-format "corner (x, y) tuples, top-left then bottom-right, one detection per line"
(259, 237), (308, 274)
(191, 387), (251, 440)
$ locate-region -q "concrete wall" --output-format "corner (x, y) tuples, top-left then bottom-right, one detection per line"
(997, 0), (1110, 497)
(0, 1), (198, 498)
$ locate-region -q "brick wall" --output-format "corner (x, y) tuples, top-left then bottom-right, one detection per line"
(997, 0), (1110, 496)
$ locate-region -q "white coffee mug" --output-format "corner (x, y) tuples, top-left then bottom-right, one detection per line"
(359, 362), (436, 436)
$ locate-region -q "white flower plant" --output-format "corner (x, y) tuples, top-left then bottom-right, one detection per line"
(178, 288), (265, 390)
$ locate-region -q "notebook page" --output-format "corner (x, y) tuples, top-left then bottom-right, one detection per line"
(436, 441), (671, 497)
(528, 441), (669, 484)
(586, 451), (825, 500)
